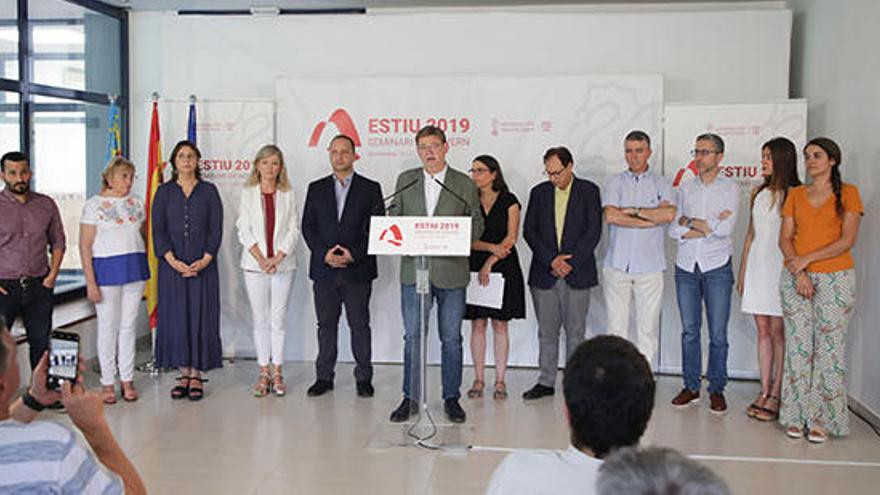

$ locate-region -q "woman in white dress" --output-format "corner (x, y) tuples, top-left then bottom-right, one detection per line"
(736, 137), (801, 421)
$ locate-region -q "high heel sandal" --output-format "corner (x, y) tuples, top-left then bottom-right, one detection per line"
(493, 381), (508, 400)
(746, 392), (768, 418)
(188, 376), (207, 401)
(170, 376), (190, 400)
(254, 371), (271, 398)
(467, 380), (485, 399)
(754, 395), (780, 422)
(271, 370), (286, 397)
(121, 381), (139, 402)
(102, 385), (117, 405)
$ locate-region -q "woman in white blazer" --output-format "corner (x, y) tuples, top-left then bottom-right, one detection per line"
(236, 144), (299, 397)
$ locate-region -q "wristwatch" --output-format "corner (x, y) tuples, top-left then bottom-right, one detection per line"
(22, 390), (46, 412)
(635, 207), (642, 217)
(686, 217), (694, 228)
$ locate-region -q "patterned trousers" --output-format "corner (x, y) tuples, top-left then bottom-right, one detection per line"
(779, 269), (856, 436)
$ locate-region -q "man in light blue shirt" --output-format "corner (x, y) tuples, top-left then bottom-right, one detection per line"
(603, 131), (676, 368)
(668, 133), (739, 415)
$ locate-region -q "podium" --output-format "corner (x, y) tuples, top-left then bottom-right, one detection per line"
(368, 216), (471, 449)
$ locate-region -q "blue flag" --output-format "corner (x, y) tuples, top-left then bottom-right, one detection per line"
(105, 101), (122, 163)
(187, 99), (197, 145)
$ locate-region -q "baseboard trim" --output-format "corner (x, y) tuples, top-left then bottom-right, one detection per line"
(849, 395), (880, 431)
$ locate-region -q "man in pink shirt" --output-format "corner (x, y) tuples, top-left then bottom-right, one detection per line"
(0, 151), (66, 370)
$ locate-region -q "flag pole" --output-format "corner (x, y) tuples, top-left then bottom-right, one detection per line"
(138, 91), (163, 376)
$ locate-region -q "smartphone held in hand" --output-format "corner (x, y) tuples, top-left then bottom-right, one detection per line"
(47, 330), (79, 391)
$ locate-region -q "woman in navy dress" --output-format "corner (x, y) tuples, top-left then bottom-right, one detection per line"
(152, 140), (223, 400)
(464, 155), (526, 400)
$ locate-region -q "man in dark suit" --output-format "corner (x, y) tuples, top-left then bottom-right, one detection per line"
(302, 134), (383, 398)
(522, 146), (602, 400)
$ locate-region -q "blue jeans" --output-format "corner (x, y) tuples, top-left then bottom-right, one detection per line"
(401, 283), (465, 401)
(675, 260), (733, 394)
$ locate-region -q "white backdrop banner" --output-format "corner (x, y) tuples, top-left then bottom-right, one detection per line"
(277, 75), (663, 366)
(660, 100), (807, 378)
(155, 99), (275, 358)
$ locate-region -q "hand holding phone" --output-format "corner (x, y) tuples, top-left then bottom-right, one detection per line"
(47, 331), (80, 392)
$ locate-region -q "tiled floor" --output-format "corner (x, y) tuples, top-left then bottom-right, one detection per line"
(42, 359), (880, 494)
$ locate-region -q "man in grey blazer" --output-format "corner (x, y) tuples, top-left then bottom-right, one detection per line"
(388, 126), (484, 424)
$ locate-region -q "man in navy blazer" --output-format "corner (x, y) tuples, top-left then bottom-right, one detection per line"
(522, 146), (602, 400)
(301, 135), (383, 398)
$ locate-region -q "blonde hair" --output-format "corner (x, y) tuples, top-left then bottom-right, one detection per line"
(244, 145), (291, 191)
(101, 156), (136, 191)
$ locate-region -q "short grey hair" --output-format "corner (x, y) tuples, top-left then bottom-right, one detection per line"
(696, 133), (725, 153)
(597, 447), (731, 495)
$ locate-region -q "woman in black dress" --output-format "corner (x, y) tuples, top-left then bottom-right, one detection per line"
(464, 155), (525, 400)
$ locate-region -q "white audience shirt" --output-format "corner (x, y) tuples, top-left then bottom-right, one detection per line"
(423, 165), (448, 217)
(485, 445), (602, 495)
(668, 174), (739, 273)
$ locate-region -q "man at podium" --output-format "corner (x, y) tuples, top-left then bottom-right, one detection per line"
(388, 126), (484, 424)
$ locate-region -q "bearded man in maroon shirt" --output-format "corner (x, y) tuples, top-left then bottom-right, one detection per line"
(0, 151), (66, 370)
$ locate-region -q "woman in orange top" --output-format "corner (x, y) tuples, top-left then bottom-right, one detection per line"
(778, 137), (863, 443)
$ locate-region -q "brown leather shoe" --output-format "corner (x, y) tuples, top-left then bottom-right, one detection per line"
(709, 392), (727, 415)
(671, 388), (700, 407)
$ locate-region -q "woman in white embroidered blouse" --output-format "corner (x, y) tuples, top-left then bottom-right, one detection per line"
(79, 156), (150, 404)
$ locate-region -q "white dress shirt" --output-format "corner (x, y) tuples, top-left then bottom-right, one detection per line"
(485, 445), (602, 495)
(423, 164), (448, 217)
(668, 175), (739, 273)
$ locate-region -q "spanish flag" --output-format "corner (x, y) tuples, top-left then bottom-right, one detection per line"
(144, 100), (164, 330)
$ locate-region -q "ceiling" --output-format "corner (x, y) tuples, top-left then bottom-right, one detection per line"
(101, 0), (781, 12)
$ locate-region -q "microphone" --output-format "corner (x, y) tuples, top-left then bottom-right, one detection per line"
(432, 176), (472, 215)
(377, 177), (420, 216)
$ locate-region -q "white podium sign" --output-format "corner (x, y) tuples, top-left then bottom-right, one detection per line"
(368, 216), (471, 256)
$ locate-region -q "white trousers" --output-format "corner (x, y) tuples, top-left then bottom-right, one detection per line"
(95, 281), (146, 386)
(602, 266), (664, 367)
(243, 270), (295, 367)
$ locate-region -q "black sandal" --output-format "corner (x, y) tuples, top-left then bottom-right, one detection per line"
(171, 376), (190, 400)
(188, 376), (207, 401)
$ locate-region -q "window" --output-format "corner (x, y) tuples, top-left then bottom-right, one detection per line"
(29, 0), (122, 95)
(0, 92), (19, 152)
(0, 3), (17, 80)
(2, 0), (128, 298)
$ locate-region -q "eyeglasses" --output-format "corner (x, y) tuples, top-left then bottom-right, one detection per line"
(417, 143), (444, 152)
(690, 149), (720, 157)
(468, 168), (490, 175)
(543, 168), (568, 178)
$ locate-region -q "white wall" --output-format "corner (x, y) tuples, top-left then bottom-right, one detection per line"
(130, 5), (792, 177)
(788, 0), (880, 418)
(128, 5), (792, 367)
